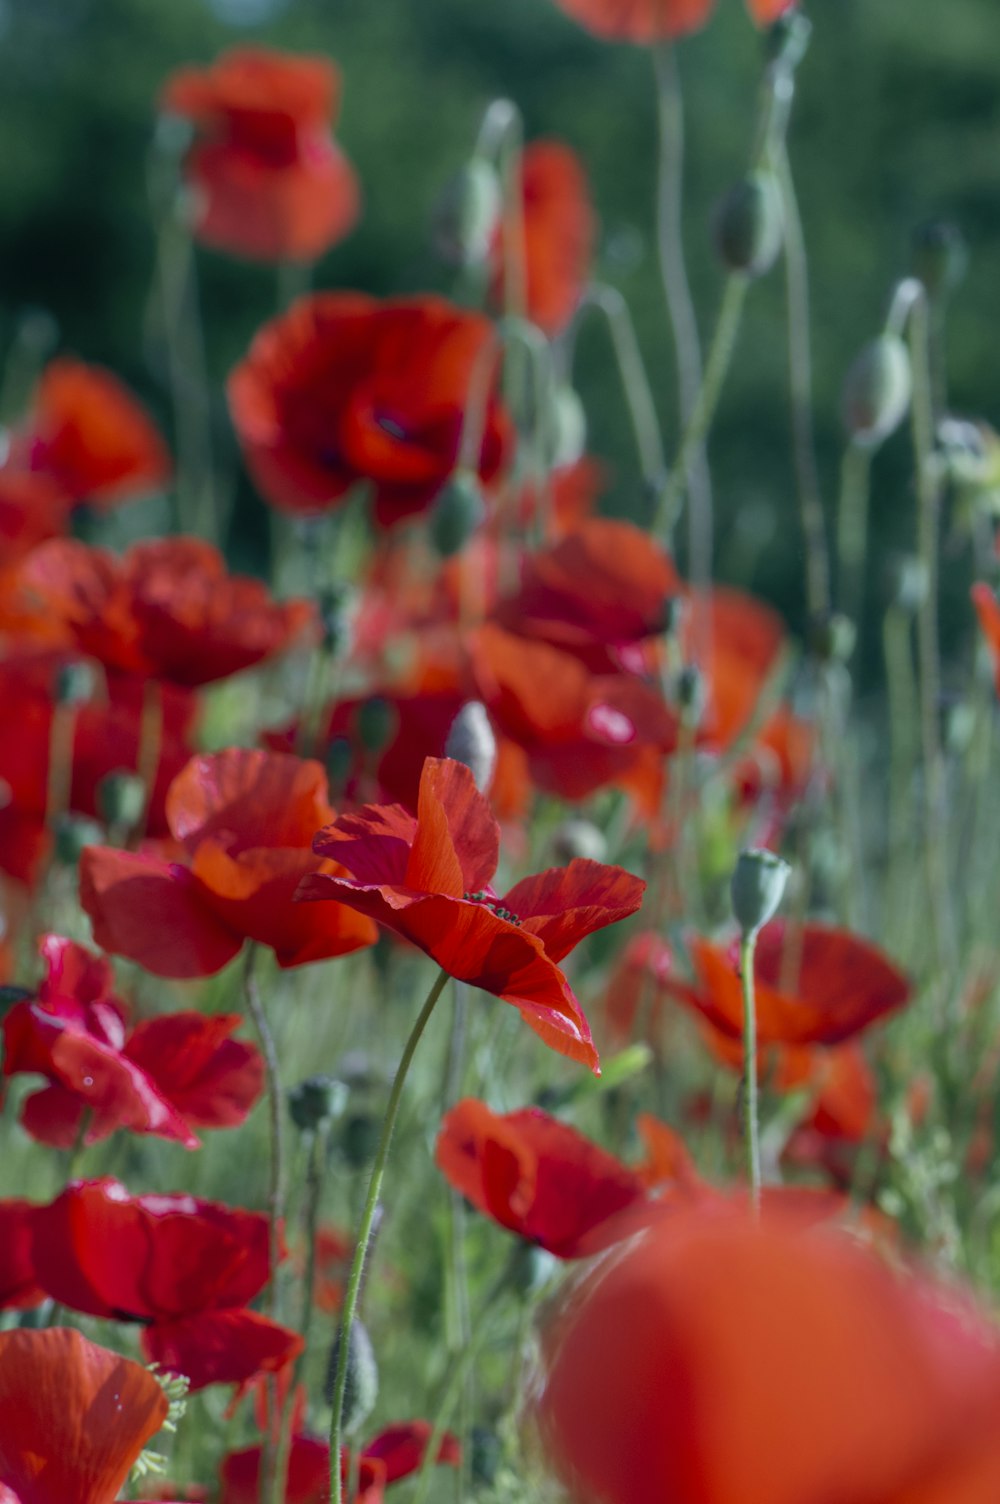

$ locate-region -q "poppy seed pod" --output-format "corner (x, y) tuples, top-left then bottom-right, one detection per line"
(712, 171), (784, 278)
(325, 1317), (379, 1435)
(432, 158), (502, 268)
(430, 470), (486, 557)
(841, 334), (912, 447)
(446, 703), (497, 792)
(730, 848), (791, 936)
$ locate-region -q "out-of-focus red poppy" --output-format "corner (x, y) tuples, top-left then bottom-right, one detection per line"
(0, 1327), (170, 1504)
(731, 702), (816, 844)
(161, 47), (360, 264)
(300, 756), (645, 1071)
(514, 455), (605, 538)
(490, 141), (595, 337)
(602, 929), (676, 1045)
(548, 0), (794, 44)
(31, 1179), (302, 1392)
(681, 585), (787, 754)
(539, 1200), (1000, 1504)
(220, 1422), (460, 1504)
(2, 934), (263, 1148)
(972, 584), (1000, 695)
(0, 468), (71, 564)
(436, 1098), (698, 1257)
(81, 748), (377, 977)
(14, 358), (171, 511)
(0, 1201), (44, 1311)
(227, 293), (511, 527)
(7, 537), (314, 686)
(667, 921), (911, 1046)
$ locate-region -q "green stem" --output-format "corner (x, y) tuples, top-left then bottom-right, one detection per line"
(655, 274), (748, 539)
(244, 943), (285, 1322)
(836, 441), (872, 631)
(739, 931), (761, 1209)
(572, 284), (666, 489)
(328, 968), (450, 1504)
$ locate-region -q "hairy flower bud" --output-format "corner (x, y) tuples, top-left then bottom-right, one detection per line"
(446, 702), (496, 792)
(288, 1074), (347, 1132)
(841, 334), (912, 447)
(325, 1317), (379, 1436)
(713, 171), (783, 278)
(731, 848), (791, 937)
(355, 697), (397, 756)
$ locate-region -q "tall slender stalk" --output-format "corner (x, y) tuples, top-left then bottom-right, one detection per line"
(739, 932), (762, 1210)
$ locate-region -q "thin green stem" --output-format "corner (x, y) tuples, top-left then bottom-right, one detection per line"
(836, 441), (872, 631)
(328, 968), (450, 1504)
(739, 931), (761, 1210)
(572, 284), (666, 488)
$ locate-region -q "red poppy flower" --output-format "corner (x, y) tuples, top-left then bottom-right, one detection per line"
(15, 358), (171, 511)
(602, 929), (677, 1045)
(0, 468), (71, 563)
(548, 0), (793, 44)
(0, 1201), (44, 1311)
(0, 1327), (170, 1504)
(972, 583), (1000, 695)
(490, 141), (595, 337)
(300, 756), (645, 1071)
(80, 748), (377, 977)
(436, 1097), (697, 1257)
(667, 921), (912, 1046)
(161, 47), (360, 264)
(2, 934), (263, 1149)
(9, 537), (314, 686)
(539, 1200), (1000, 1504)
(227, 293), (511, 527)
(30, 1179), (302, 1391)
(220, 1423), (460, 1504)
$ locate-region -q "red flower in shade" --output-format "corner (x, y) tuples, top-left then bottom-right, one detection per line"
(8, 537), (314, 687)
(548, 0), (793, 44)
(16, 358), (171, 511)
(161, 47), (361, 264)
(30, 1179), (302, 1391)
(490, 141), (595, 337)
(220, 1423), (460, 1504)
(436, 1098), (698, 1258)
(80, 749), (377, 978)
(666, 921), (912, 1047)
(0, 1201), (44, 1312)
(539, 1201), (1000, 1504)
(0, 468), (71, 564)
(299, 756), (645, 1071)
(0, 1327), (169, 1504)
(2, 934), (263, 1149)
(227, 293), (511, 527)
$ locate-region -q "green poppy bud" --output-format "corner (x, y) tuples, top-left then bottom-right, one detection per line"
(542, 384), (587, 470)
(887, 555), (929, 615)
(432, 158), (502, 268)
(53, 814), (103, 866)
(325, 1318), (379, 1436)
(551, 818), (607, 865)
(730, 848), (791, 937)
(287, 1074), (347, 1132)
(470, 1427), (502, 1487)
(446, 701), (496, 792)
(318, 583), (352, 656)
(54, 661), (96, 707)
(339, 1112), (382, 1170)
(676, 664), (707, 725)
(354, 697), (397, 757)
(841, 334), (912, 448)
(324, 736), (354, 793)
(713, 171), (784, 278)
(96, 770), (147, 832)
(808, 611), (857, 664)
(430, 471), (485, 557)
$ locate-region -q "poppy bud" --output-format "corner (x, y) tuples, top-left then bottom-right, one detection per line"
(841, 334), (912, 448)
(96, 770), (146, 832)
(764, 9), (812, 72)
(325, 1317), (379, 1436)
(470, 1427), (502, 1487)
(339, 1112), (382, 1170)
(54, 661), (96, 707)
(808, 611), (857, 664)
(446, 701), (496, 791)
(676, 664), (707, 725)
(432, 158), (502, 268)
(730, 848), (791, 937)
(288, 1074), (347, 1132)
(551, 818), (607, 865)
(355, 697), (397, 757)
(325, 736), (354, 793)
(0, 985), (33, 1018)
(318, 583), (352, 656)
(507, 1240), (556, 1296)
(887, 555), (929, 614)
(430, 471), (485, 557)
(54, 814), (103, 866)
(911, 220), (967, 303)
(712, 172), (783, 278)
(662, 594), (687, 639)
(542, 384), (587, 470)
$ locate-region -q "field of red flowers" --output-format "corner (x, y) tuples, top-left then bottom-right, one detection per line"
(3, 1), (1000, 1502)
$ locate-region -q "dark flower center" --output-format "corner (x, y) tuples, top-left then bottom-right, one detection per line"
(463, 891), (522, 926)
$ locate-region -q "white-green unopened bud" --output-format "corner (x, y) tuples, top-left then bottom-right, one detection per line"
(446, 701), (496, 792)
(712, 171), (784, 278)
(430, 471), (485, 557)
(54, 660), (96, 707)
(730, 848), (791, 936)
(551, 818), (607, 865)
(543, 384), (587, 470)
(432, 158), (502, 268)
(325, 1318), (379, 1436)
(96, 770), (147, 831)
(841, 335), (912, 447)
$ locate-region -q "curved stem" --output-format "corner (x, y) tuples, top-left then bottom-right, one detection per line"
(739, 931), (761, 1210)
(573, 284), (666, 488)
(328, 968), (450, 1504)
(836, 440), (872, 631)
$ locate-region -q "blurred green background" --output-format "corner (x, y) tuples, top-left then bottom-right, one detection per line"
(1, 0), (997, 654)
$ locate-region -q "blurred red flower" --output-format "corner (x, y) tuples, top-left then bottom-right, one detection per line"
(0, 1201), (44, 1312)
(81, 748), (377, 977)
(0, 468), (72, 564)
(668, 920), (912, 1046)
(2, 934), (263, 1149)
(220, 1422), (460, 1504)
(31, 1179), (302, 1391)
(549, 0), (794, 43)
(539, 1200), (1000, 1504)
(0, 1327), (169, 1504)
(228, 293), (510, 527)
(15, 358), (171, 511)
(436, 1098), (698, 1257)
(300, 756), (645, 1071)
(491, 141), (595, 336)
(161, 47), (360, 264)
(7, 537), (314, 686)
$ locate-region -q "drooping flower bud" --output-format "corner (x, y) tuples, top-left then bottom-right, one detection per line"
(713, 171), (784, 278)
(542, 384), (587, 470)
(325, 1317), (379, 1436)
(730, 848), (791, 937)
(445, 702), (496, 792)
(355, 697), (397, 757)
(430, 471), (485, 557)
(841, 335), (912, 448)
(431, 158), (502, 268)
